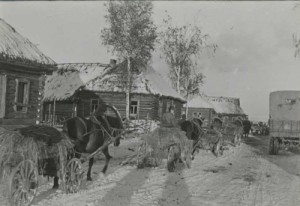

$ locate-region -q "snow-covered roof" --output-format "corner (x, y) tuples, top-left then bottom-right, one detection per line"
(206, 96), (245, 115)
(187, 96), (214, 109)
(43, 63), (185, 102)
(0, 18), (55, 66)
(43, 63), (110, 101)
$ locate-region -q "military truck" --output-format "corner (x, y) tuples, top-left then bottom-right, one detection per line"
(269, 91), (300, 155)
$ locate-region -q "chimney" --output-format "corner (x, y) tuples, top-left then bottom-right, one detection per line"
(110, 59), (117, 68)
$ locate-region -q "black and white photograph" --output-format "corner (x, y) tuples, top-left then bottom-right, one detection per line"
(0, 1), (300, 206)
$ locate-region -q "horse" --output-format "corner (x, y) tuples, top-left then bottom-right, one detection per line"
(51, 104), (123, 189)
(180, 118), (203, 159)
(242, 120), (251, 138)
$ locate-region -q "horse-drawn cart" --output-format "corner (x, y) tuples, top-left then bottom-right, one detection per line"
(188, 118), (243, 158)
(221, 120), (243, 146)
(136, 127), (193, 172)
(211, 118), (243, 147)
(0, 125), (84, 206)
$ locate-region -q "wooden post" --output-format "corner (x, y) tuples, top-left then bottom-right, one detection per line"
(48, 104), (51, 122)
(53, 99), (56, 125)
(0, 74), (7, 118)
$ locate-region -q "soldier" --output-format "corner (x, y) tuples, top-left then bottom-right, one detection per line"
(161, 106), (178, 128)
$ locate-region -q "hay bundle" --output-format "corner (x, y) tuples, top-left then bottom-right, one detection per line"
(138, 127), (193, 168)
(0, 125), (73, 181)
(18, 125), (63, 144)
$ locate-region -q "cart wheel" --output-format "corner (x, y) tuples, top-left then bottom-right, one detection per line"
(153, 148), (163, 167)
(213, 139), (223, 157)
(184, 151), (192, 169)
(167, 145), (180, 172)
(64, 158), (83, 193)
(233, 134), (239, 146)
(9, 160), (38, 206)
(236, 134), (241, 146)
(137, 142), (147, 168)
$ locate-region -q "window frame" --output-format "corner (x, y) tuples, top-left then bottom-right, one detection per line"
(90, 99), (99, 114)
(166, 99), (175, 113)
(130, 99), (139, 118)
(14, 78), (30, 113)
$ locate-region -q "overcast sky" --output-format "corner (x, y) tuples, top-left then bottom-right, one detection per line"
(1, 1), (300, 121)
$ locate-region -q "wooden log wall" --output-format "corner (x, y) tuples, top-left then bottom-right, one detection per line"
(43, 101), (74, 122)
(42, 90), (184, 122)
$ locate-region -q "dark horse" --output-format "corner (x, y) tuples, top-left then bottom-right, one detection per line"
(180, 118), (203, 159)
(242, 120), (251, 138)
(52, 104), (124, 188)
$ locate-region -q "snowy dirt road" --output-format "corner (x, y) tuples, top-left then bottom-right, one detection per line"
(2, 136), (300, 206)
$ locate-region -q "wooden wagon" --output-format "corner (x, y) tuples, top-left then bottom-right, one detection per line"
(222, 120), (243, 146)
(136, 127), (193, 172)
(0, 125), (83, 206)
(211, 118), (243, 147)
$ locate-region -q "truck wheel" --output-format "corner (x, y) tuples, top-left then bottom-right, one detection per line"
(269, 137), (279, 155)
(269, 136), (275, 155)
(273, 137), (279, 155)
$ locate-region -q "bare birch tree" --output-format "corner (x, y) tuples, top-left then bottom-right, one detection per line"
(160, 16), (217, 96)
(101, 1), (157, 120)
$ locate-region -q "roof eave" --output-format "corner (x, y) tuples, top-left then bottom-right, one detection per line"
(0, 60), (56, 74)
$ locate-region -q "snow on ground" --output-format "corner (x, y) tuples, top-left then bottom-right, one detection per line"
(127, 120), (159, 135)
(2, 135), (300, 206)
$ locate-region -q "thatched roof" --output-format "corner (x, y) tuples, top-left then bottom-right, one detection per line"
(187, 96), (214, 109)
(43, 63), (110, 101)
(206, 96), (245, 115)
(43, 63), (185, 102)
(0, 18), (55, 66)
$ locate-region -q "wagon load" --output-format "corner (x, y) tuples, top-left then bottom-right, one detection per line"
(0, 125), (72, 176)
(137, 127), (193, 172)
(196, 128), (224, 157)
(221, 120), (243, 146)
(0, 125), (76, 206)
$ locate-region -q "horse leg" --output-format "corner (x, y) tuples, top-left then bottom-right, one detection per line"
(53, 176), (59, 189)
(87, 157), (94, 181)
(102, 147), (112, 174)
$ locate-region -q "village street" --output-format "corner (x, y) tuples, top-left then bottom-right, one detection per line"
(0, 136), (291, 206)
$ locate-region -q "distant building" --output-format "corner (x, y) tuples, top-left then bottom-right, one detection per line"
(0, 19), (55, 128)
(186, 95), (247, 125)
(185, 96), (216, 125)
(43, 61), (186, 123)
(206, 96), (247, 122)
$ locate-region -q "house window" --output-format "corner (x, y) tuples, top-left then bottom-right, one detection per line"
(91, 99), (99, 113)
(130, 100), (139, 117)
(14, 79), (30, 112)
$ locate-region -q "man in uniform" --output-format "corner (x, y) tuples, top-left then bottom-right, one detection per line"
(161, 106), (178, 127)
